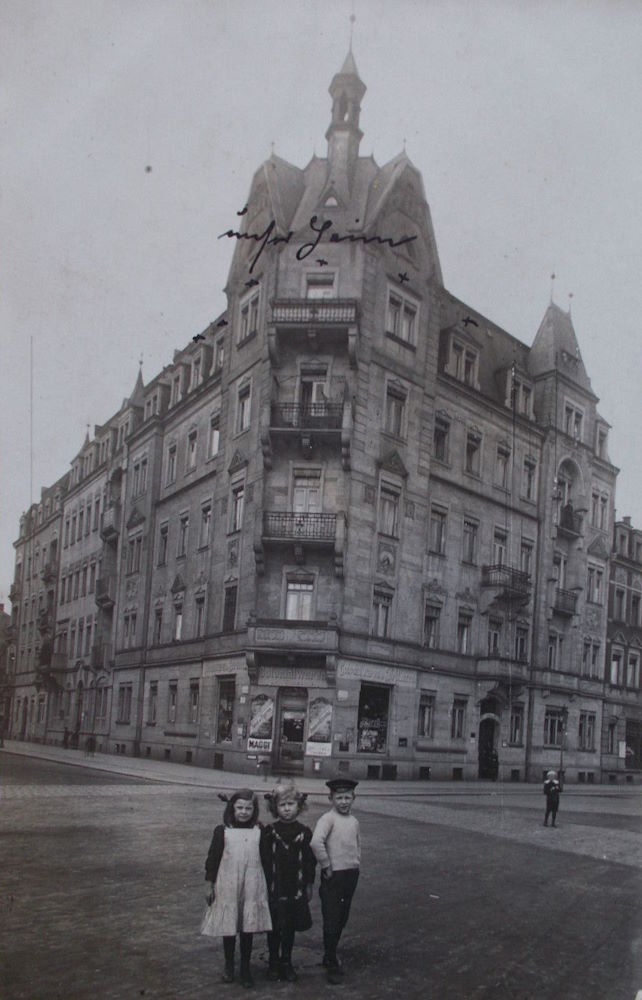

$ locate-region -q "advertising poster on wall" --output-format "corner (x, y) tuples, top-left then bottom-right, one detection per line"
(305, 696), (333, 756)
(247, 693), (274, 752)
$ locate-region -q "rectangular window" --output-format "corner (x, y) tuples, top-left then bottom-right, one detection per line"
(81, 566), (87, 597)
(522, 460), (536, 501)
(166, 445), (177, 484)
(199, 503), (212, 548)
(189, 681), (200, 723)
(173, 604), (183, 641)
(493, 529), (508, 566)
(153, 608), (163, 645)
(627, 653), (640, 689)
(544, 709), (565, 747)
(237, 385), (251, 432)
(148, 682), (158, 725)
(631, 593), (641, 627)
(457, 613), (472, 654)
(614, 588), (625, 621)
(191, 356), (202, 390)
(495, 447), (510, 489)
(178, 514), (189, 557)
(357, 683), (390, 753)
(195, 596), (205, 638)
(158, 523), (169, 565)
(591, 492), (599, 528)
(610, 650), (624, 686)
(607, 721), (616, 755)
(430, 507), (447, 555)
(186, 431), (197, 470)
(127, 535), (142, 574)
(372, 589), (392, 638)
(417, 693), (435, 738)
(599, 495), (608, 531)
(215, 339), (225, 373)
(168, 682), (178, 723)
(238, 291), (259, 343)
(222, 585), (237, 632)
(171, 373), (182, 406)
(378, 485), (400, 537)
(487, 618), (502, 656)
(209, 413), (220, 458)
(509, 706), (524, 745)
(117, 684), (133, 724)
(462, 519), (478, 564)
(515, 626), (529, 662)
(423, 604), (441, 649)
(231, 484), (244, 532)
(564, 404), (583, 441)
(384, 386), (406, 437)
(78, 508), (84, 538)
(465, 432), (481, 475)
(520, 540), (533, 577)
(433, 416), (450, 463)
(286, 579), (314, 620)
(386, 290), (417, 346)
(451, 698), (466, 739)
(216, 677), (235, 742)
(587, 565), (604, 604)
(578, 712), (595, 751)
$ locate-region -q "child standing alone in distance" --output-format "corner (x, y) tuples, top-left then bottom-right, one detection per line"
(310, 778), (360, 985)
(201, 789), (272, 987)
(261, 781), (317, 982)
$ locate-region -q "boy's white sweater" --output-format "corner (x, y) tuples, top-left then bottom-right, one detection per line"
(310, 809), (361, 871)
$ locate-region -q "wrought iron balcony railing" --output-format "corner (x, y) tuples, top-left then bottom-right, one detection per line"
(481, 564), (531, 596)
(270, 402), (343, 429)
(263, 511), (337, 541)
(553, 586), (578, 616)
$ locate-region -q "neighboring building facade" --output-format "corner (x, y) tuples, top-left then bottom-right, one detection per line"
(7, 51), (639, 781)
(604, 517), (642, 782)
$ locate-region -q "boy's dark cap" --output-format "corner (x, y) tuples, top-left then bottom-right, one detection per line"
(326, 778), (359, 792)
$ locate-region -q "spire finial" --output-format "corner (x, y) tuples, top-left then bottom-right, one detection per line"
(550, 271), (556, 304)
(349, 11), (356, 51)
(270, 140), (275, 156)
(138, 352), (143, 370)
(568, 292), (573, 316)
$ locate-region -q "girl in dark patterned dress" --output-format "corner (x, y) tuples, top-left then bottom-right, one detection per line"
(261, 781), (317, 982)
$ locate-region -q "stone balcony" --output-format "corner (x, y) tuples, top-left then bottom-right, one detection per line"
(95, 575), (117, 610)
(100, 503), (121, 543)
(267, 298), (360, 367)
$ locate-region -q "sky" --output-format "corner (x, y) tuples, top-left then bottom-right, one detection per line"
(2, 0), (642, 604)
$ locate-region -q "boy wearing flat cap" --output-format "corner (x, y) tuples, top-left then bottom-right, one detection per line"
(310, 778), (360, 984)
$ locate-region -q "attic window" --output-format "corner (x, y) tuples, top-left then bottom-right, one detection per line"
(306, 273), (336, 299)
(324, 195), (339, 207)
(449, 340), (478, 388)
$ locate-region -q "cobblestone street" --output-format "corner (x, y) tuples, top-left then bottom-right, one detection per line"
(2, 745), (642, 1000)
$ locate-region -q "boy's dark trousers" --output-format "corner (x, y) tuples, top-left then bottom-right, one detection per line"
(544, 800), (559, 826)
(319, 869), (359, 966)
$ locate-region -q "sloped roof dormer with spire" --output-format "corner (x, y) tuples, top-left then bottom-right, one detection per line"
(529, 301), (595, 397)
(225, 50), (442, 286)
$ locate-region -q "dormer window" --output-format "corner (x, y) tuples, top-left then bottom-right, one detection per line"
(238, 290), (259, 344)
(509, 372), (533, 417)
(447, 336), (479, 388)
(171, 372), (182, 407)
(144, 393), (159, 421)
(596, 425), (608, 459)
(190, 355), (202, 390)
(386, 288), (417, 346)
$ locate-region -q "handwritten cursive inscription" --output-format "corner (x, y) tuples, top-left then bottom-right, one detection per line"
(219, 214), (417, 273)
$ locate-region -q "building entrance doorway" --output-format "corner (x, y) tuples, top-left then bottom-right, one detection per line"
(276, 688), (307, 774)
(478, 714), (499, 780)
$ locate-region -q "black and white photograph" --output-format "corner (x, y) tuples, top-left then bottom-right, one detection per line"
(1, 2), (642, 998)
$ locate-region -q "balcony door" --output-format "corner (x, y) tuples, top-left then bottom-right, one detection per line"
(293, 475), (321, 516)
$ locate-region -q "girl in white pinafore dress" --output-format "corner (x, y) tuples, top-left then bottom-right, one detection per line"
(201, 789), (272, 987)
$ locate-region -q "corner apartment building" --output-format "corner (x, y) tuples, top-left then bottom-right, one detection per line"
(8, 50), (638, 782)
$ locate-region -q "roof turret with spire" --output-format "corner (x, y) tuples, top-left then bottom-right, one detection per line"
(324, 49), (367, 204)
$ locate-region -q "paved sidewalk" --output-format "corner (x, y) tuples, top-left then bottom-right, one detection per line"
(0, 738), (633, 798)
